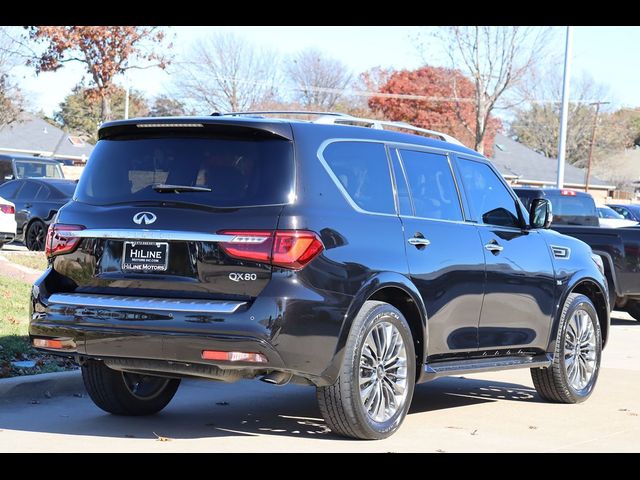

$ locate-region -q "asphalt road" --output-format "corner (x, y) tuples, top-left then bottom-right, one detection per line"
(1, 314), (639, 452)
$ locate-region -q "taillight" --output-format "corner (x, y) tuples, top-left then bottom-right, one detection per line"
(45, 224), (85, 258)
(219, 230), (324, 270)
(0, 204), (14, 214)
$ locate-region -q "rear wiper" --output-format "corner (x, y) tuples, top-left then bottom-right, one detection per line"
(152, 184), (212, 193)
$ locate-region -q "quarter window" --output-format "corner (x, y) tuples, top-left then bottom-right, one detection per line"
(457, 158), (521, 228)
(324, 141), (395, 214)
(398, 149), (462, 221)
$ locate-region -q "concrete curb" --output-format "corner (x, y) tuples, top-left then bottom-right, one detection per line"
(0, 370), (85, 401)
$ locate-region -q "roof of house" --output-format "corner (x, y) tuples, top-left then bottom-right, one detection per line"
(491, 133), (611, 188)
(0, 113), (94, 161)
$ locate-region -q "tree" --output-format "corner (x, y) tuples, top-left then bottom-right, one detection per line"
(286, 48), (352, 110)
(509, 74), (627, 167)
(369, 66), (501, 155)
(426, 26), (550, 154)
(27, 26), (169, 122)
(55, 85), (149, 143)
(173, 33), (279, 113)
(149, 95), (191, 117)
(0, 27), (24, 127)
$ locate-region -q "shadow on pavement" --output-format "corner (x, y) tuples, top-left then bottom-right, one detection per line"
(0, 374), (540, 441)
(611, 315), (639, 326)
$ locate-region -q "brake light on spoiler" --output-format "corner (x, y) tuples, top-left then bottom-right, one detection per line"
(560, 189), (577, 196)
(219, 230), (324, 270)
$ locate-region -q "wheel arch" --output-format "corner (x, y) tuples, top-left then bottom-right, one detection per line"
(320, 272), (428, 385)
(550, 275), (610, 350)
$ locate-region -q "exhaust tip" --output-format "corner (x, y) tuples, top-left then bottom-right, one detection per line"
(260, 371), (292, 386)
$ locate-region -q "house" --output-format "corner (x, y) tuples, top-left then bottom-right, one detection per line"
(0, 113), (94, 165)
(491, 133), (616, 203)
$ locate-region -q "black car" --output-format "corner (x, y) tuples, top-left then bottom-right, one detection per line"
(0, 154), (65, 185)
(515, 187), (640, 321)
(0, 178), (77, 250)
(30, 113), (609, 440)
(608, 203), (640, 222)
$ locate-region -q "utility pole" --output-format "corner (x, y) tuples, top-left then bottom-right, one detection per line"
(584, 101), (610, 192)
(124, 75), (130, 120)
(556, 26), (573, 188)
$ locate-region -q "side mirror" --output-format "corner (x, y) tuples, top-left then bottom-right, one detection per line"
(530, 198), (553, 229)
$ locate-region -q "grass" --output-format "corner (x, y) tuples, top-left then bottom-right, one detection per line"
(0, 275), (75, 378)
(0, 251), (49, 272)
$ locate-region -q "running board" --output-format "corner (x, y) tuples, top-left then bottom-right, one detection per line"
(423, 354), (552, 380)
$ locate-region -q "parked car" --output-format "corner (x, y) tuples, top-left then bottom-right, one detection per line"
(0, 154), (65, 186)
(0, 178), (77, 251)
(608, 203), (640, 222)
(0, 195), (16, 249)
(31, 113), (609, 440)
(515, 187), (640, 321)
(596, 205), (639, 228)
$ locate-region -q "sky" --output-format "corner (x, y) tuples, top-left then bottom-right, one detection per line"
(9, 26), (640, 118)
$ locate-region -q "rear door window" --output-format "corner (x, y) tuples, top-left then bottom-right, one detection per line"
(16, 181), (41, 200)
(75, 136), (294, 208)
(398, 149), (462, 221)
(323, 141), (395, 214)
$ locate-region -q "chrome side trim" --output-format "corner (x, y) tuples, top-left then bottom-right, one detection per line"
(48, 293), (246, 313)
(56, 229), (236, 242)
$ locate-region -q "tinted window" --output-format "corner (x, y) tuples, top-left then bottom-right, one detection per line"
(324, 141), (395, 214)
(14, 160), (63, 179)
(0, 180), (22, 199)
(16, 181), (41, 200)
(75, 137), (294, 208)
(391, 152), (412, 216)
(458, 158), (520, 228)
(544, 193), (598, 226)
(399, 150), (462, 221)
(611, 206), (632, 219)
(36, 185), (51, 201)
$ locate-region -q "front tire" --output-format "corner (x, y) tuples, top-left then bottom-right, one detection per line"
(531, 293), (602, 403)
(625, 300), (640, 322)
(317, 301), (416, 440)
(82, 360), (180, 415)
(25, 220), (46, 251)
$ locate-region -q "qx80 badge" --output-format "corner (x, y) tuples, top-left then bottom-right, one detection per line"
(229, 273), (258, 282)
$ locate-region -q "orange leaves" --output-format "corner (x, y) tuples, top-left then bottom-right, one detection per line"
(368, 66), (501, 155)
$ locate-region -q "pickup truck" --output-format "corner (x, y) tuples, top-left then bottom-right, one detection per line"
(515, 187), (640, 321)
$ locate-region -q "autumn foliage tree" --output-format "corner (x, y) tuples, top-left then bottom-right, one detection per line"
(27, 26), (170, 122)
(369, 66), (501, 155)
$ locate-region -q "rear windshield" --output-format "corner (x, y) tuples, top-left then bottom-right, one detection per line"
(546, 193), (599, 226)
(75, 137), (294, 207)
(14, 160), (63, 179)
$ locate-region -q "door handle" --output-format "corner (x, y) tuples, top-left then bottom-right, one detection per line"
(408, 237), (431, 247)
(484, 242), (504, 254)
(24, 203), (32, 209)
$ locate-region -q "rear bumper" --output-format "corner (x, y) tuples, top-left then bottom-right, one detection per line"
(29, 269), (354, 386)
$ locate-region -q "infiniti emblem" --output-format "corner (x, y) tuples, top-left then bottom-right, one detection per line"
(133, 211), (157, 225)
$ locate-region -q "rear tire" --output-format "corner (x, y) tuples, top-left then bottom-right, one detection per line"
(25, 220), (46, 251)
(625, 300), (640, 322)
(531, 293), (601, 403)
(82, 360), (180, 416)
(317, 301), (416, 440)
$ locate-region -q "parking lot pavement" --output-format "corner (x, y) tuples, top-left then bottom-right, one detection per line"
(1, 314), (638, 453)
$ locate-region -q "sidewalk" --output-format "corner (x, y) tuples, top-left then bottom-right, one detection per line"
(0, 254), (42, 284)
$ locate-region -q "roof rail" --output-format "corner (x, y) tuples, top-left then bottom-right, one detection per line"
(220, 111), (465, 147)
(314, 115), (465, 146)
(224, 111), (350, 118)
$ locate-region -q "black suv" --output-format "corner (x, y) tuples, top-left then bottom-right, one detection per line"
(30, 113), (609, 440)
